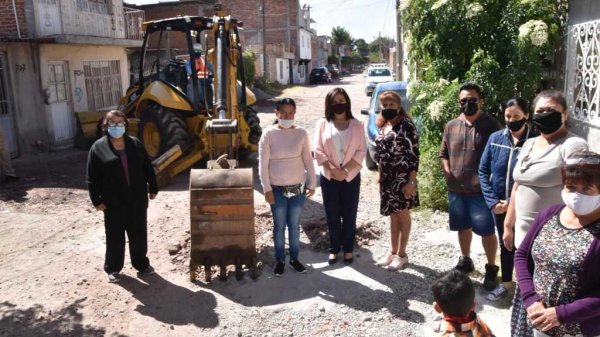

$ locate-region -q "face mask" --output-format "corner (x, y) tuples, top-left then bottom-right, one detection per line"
(561, 190), (600, 216)
(278, 119), (295, 129)
(532, 109), (563, 134)
(381, 108), (399, 121)
(332, 103), (348, 115)
(506, 118), (527, 132)
(107, 126), (126, 138)
(460, 100), (478, 116)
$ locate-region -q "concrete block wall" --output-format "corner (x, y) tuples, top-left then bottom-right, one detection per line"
(0, 0), (28, 37)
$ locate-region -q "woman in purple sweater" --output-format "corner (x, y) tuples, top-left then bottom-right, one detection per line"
(515, 151), (600, 337)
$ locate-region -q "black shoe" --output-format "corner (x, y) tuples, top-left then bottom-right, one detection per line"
(455, 256), (475, 274)
(483, 264), (500, 291)
(343, 252), (353, 265)
(289, 260), (306, 273)
(273, 262), (285, 277)
(328, 253), (338, 265)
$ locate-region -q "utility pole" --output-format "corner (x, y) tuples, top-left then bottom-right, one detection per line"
(259, 0), (268, 79)
(396, 0), (403, 81)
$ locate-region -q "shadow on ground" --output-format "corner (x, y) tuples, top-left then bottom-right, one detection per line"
(116, 273), (219, 328)
(198, 247), (441, 324)
(0, 299), (128, 337)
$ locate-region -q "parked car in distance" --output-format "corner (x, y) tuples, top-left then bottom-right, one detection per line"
(309, 67), (332, 84)
(365, 66), (394, 96)
(360, 81), (411, 169)
(326, 64), (340, 78)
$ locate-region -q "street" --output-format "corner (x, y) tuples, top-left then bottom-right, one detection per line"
(0, 73), (510, 337)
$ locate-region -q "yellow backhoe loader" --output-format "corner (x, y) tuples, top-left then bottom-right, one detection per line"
(115, 8), (261, 187)
(117, 8), (260, 281)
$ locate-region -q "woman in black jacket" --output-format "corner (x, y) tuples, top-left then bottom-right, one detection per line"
(86, 110), (158, 283)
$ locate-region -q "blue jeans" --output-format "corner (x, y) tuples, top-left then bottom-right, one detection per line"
(270, 186), (306, 263)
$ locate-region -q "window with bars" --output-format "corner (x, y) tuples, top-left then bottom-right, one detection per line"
(47, 63), (68, 103)
(83, 60), (122, 111)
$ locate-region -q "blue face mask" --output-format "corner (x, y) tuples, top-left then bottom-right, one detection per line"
(107, 126), (126, 138)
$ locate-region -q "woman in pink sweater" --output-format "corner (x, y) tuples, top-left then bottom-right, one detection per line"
(313, 88), (366, 265)
(258, 98), (316, 277)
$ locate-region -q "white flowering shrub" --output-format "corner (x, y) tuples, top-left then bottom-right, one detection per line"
(401, 0), (566, 210)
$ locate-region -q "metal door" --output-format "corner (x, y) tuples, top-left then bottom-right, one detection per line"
(47, 61), (74, 142)
(0, 52), (18, 157)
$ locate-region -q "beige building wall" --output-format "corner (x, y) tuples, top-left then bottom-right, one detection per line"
(40, 44), (129, 112)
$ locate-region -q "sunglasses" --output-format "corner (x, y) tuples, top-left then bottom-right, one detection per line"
(459, 98), (478, 105)
(107, 122), (126, 128)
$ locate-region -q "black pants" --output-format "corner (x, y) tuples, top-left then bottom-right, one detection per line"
(494, 212), (514, 282)
(103, 204), (150, 274)
(320, 174), (361, 254)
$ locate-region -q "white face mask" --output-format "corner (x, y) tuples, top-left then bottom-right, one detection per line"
(278, 119), (295, 129)
(561, 190), (600, 216)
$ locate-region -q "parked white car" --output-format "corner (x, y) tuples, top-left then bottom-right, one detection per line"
(365, 67), (394, 96)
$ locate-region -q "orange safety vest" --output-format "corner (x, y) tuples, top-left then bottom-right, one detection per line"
(195, 57), (209, 78)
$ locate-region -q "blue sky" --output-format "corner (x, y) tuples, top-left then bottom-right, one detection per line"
(302, 0), (397, 42)
(126, 0), (397, 43)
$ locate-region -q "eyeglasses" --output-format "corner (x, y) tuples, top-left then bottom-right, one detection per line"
(107, 122), (126, 128)
(459, 98), (478, 105)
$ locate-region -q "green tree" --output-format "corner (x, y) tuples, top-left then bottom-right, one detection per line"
(331, 26), (352, 49)
(353, 38), (370, 57)
(368, 36), (395, 53)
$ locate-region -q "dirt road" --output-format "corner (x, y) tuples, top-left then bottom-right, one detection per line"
(0, 74), (511, 337)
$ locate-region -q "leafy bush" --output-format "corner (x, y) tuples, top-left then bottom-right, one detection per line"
(238, 50), (256, 86)
(402, 0), (567, 210)
(253, 76), (284, 96)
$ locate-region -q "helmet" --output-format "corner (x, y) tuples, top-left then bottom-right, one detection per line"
(193, 43), (202, 56)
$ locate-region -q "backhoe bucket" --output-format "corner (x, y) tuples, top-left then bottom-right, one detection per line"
(189, 168), (258, 282)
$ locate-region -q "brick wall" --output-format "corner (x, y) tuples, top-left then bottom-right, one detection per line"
(0, 0), (28, 37)
(139, 0), (216, 51)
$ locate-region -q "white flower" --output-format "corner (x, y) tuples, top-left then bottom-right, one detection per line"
(438, 78), (450, 86)
(428, 100), (445, 121)
(399, 0), (410, 12)
(431, 0), (449, 11)
(465, 3), (483, 19)
(519, 0), (538, 5)
(416, 92), (428, 101)
(518, 20), (548, 46)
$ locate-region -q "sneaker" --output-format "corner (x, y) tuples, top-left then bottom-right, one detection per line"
(486, 284), (508, 301)
(137, 265), (156, 277)
(289, 260), (306, 273)
(107, 272), (122, 283)
(386, 255), (408, 271)
(375, 254), (394, 267)
(483, 264), (500, 291)
(455, 256), (475, 274)
(273, 262), (285, 277)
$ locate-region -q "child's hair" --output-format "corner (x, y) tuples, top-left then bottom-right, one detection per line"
(431, 269), (475, 316)
(275, 97), (296, 110)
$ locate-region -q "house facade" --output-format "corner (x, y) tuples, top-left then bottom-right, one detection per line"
(0, 0), (143, 155)
(564, 0), (600, 152)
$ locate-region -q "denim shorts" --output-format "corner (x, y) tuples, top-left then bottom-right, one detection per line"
(448, 192), (495, 236)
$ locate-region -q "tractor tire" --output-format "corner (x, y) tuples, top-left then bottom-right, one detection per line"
(138, 102), (193, 160)
(243, 107), (262, 145)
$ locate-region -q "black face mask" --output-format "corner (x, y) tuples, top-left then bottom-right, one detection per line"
(332, 103), (348, 115)
(460, 100), (479, 116)
(506, 118), (527, 132)
(381, 108), (399, 121)
(532, 109), (563, 134)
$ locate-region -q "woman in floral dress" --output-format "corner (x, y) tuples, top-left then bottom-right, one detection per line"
(374, 91), (419, 271)
(515, 151), (600, 337)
